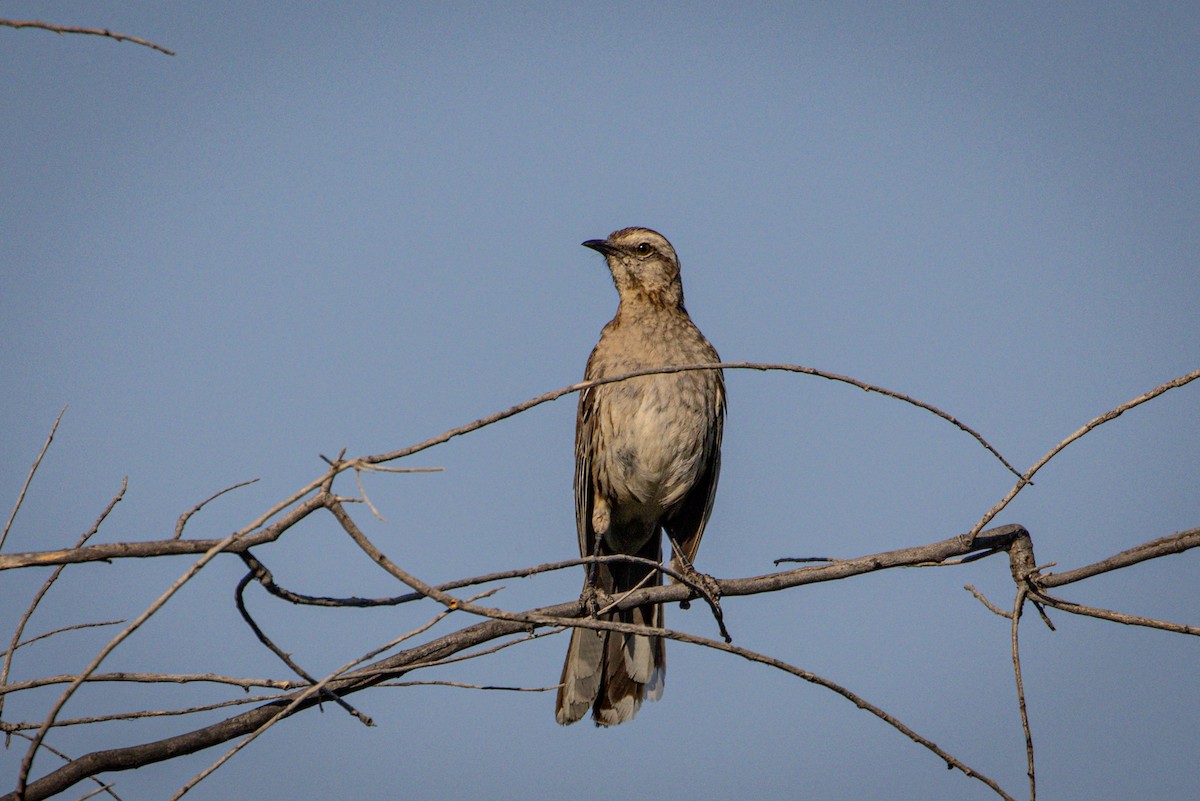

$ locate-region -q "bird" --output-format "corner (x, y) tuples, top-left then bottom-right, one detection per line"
(556, 227), (725, 726)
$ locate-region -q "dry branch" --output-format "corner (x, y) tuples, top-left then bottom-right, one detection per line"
(0, 523), (1035, 801)
(1, 475), (126, 722)
(1, 406), (65, 552)
(967, 368), (1200, 542)
(0, 19), (174, 56)
(0, 494), (325, 571)
(1038, 527), (1200, 587)
(3, 365), (1197, 800)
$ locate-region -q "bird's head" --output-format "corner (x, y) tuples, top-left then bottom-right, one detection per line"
(582, 227), (685, 310)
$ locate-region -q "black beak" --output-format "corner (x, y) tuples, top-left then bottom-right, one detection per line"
(582, 239), (616, 256)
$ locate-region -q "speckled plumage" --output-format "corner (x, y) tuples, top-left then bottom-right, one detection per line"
(556, 227), (725, 727)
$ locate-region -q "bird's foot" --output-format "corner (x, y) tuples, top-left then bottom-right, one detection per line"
(580, 583), (598, 617)
(677, 564), (731, 643)
(579, 582), (610, 618)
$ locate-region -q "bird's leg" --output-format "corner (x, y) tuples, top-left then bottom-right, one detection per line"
(580, 495), (614, 617)
(579, 528), (607, 617)
(579, 580), (601, 618)
(668, 542), (731, 643)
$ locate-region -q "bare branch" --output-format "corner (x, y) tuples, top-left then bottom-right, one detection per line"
(1, 523), (1037, 801)
(964, 584), (1012, 618)
(355, 362), (1021, 477)
(1011, 588), (1036, 801)
(0, 492), (327, 571)
(174, 479), (259, 539)
(386, 680), (556, 692)
(1, 406), (66, 552)
(3, 365), (1196, 799)
(233, 571), (373, 726)
(0, 19), (175, 56)
(1, 362), (1016, 573)
(1, 673), (302, 698)
(69, 782), (118, 801)
(2, 732), (122, 801)
(14, 503), (314, 797)
(1038, 527), (1200, 588)
(354, 464), (444, 474)
(1, 620), (125, 658)
(1, 692), (287, 731)
(967, 369), (1200, 542)
(1030, 590), (1199, 636)
(167, 596), (478, 801)
(1, 476), (126, 721)
(385, 628), (564, 673)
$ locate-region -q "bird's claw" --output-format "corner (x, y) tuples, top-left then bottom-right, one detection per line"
(580, 583), (601, 617)
(678, 565), (731, 643)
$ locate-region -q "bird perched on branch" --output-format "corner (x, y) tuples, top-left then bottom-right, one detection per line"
(556, 227), (725, 726)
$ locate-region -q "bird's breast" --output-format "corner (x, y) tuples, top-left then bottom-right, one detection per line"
(594, 374), (713, 513)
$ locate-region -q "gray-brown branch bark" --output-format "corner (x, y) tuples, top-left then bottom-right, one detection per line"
(0, 523), (1051, 801)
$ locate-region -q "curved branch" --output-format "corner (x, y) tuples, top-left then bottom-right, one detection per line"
(967, 369), (1200, 542)
(1, 524), (1028, 801)
(1038, 527), (1200, 588)
(0, 494), (326, 571)
(1, 361), (1015, 573)
(0, 19), (175, 56)
(9, 516), (1200, 801)
(357, 362), (1021, 477)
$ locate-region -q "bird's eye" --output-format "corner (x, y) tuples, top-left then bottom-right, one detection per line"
(635, 242), (653, 256)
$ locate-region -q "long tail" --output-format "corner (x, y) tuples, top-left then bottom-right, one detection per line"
(555, 557), (665, 726)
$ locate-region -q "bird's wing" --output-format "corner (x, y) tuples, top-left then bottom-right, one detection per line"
(574, 377), (599, 559)
(665, 370), (725, 567)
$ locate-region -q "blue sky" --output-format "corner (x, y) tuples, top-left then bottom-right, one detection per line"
(2, 4), (1198, 799)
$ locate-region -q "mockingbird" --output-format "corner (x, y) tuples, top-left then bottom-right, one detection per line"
(556, 227), (725, 726)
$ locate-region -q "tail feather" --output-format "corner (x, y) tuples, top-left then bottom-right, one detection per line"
(556, 625), (605, 725)
(556, 556), (665, 727)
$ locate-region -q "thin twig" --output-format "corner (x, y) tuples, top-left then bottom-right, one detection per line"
(1038, 527), (1200, 588)
(1, 476), (125, 721)
(964, 585), (1012, 618)
(1, 693), (291, 731)
(72, 783), (119, 801)
(15, 520), (274, 796)
(233, 571), (373, 726)
(1030, 590), (1199, 636)
(354, 467), (386, 522)
(387, 628), (565, 673)
(325, 495), (700, 642)
(355, 362), (1021, 478)
(967, 369), (1200, 543)
(1, 405), (66, 552)
(668, 629), (1018, 801)
(174, 479), (259, 539)
(384, 680), (555, 692)
(1, 620), (125, 658)
(0, 19), (175, 55)
(353, 464), (444, 474)
(1, 672), (302, 697)
(167, 594), (484, 800)
(1011, 587), (1035, 801)
(772, 556), (840, 565)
